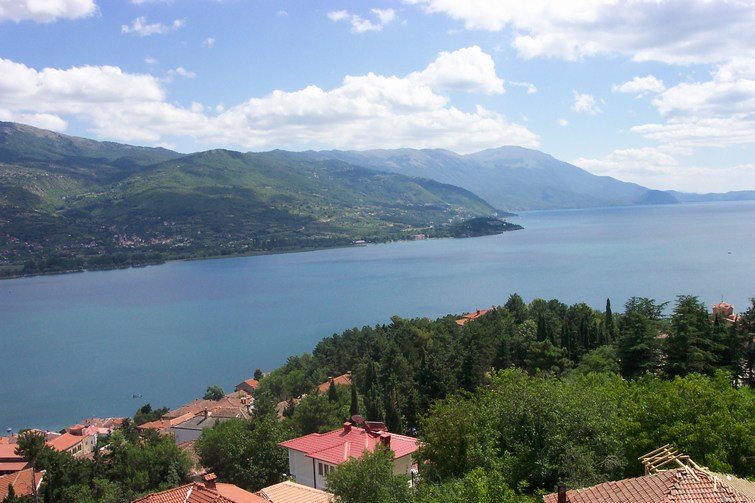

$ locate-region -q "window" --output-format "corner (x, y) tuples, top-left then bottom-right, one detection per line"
(318, 462), (323, 476)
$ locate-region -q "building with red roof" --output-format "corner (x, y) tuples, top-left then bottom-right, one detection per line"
(0, 467), (44, 501)
(234, 378), (260, 396)
(46, 431), (96, 459)
(455, 308), (492, 326)
(279, 422), (419, 490)
(543, 468), (755, 503)
(132, 474), (265, 503)
(316, 372), (352, 394)
(257, 480), (333, 503)
(0, 443), (28, 475)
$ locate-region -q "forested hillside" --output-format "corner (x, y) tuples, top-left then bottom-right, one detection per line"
(0, 122), (509, 278)
(244, 294), (754, 499)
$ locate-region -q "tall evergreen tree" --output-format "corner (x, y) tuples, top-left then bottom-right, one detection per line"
(665, 295), (719, 377)
(618, 299), (660, 379)
(327, 379), (339, 402)
(605, 298), (616, 343)
(350, 381), (359, 417)
(384, 387), (402, 433)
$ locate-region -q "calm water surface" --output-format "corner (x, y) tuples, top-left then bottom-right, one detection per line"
(1, 201), (753, 430)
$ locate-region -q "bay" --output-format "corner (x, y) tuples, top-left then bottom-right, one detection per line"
(1, 201), (753, 431)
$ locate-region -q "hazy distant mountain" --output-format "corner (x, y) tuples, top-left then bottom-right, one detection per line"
(303, 147), (667, 211)
(0, 122), (499, 277)
(667, 190), (755, 203)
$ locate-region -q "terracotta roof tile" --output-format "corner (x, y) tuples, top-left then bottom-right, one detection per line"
(317, 373), (352, 393)
(543, 469), (755, 503)
(46, 432), (85, 452)
(257, 481), (333, 503)
(279, 425), (419, 466)
(132, 483), (234, 503)
(0, 468), (43, 499)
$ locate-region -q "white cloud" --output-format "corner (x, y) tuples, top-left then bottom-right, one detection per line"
(557, 118), (568, 127)
(574, 148), (755, 192)
(203, 37), (215, 48)
(328, 8), (397, 33)
(144, 57), (158, 65)
(0, 0), (96, 23)
(131, 0), (173, 4)
(612, 75), (665, 97)
(411, 45), (504, 94)
(121, 16), (185, 36)
(15, 113), (69, 131)
(628, 58), (755, 148)
(277, 10), (288, 17)
(165, 67), (196, 81)
(0, 50), (537, 153)
(404, 0), (755, 65)
(371, 8), (396, 25)
(571, 91), (601, 115)
(508, 81), (537, 94)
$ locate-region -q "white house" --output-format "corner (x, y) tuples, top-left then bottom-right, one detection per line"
(279, 421), (418, 490)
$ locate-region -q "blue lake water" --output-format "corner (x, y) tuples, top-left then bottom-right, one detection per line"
(1, 201), (753, 431)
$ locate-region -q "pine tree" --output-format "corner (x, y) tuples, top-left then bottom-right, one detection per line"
(617, 303), (659, 378)
(665, 295), (719, 377)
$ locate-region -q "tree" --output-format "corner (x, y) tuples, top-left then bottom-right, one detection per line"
(326, 448), (410, 503)
(204, 385), (225, 401)
(617, 297), (663, 379)
(414, 468), (537, 503)
(196, 417), (288, 492)
(15, 430), (48, 503)
(349, 381), (359, 417)
(604, 298), (616, 343)
(327, 379), (340, 402)
(253, 368), (263, 380)
(665, 295), (719, 377)
(290, 394), (343, 435)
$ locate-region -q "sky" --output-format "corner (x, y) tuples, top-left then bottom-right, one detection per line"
(1, 0), (754, 193)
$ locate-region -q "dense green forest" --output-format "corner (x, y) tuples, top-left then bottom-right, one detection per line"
(11, 295), (754, 502)
(0, 122), (512, 278)
(248, 294), (754, 500)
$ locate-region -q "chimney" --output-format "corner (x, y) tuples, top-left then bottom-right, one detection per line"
(379, 432), (391, 448)
(343, 421), (352, 433)
(203, 473), (217, 490)
(557, 483), (567, 503)
(204, 408), (209, 420)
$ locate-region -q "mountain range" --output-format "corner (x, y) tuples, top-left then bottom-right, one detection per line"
(1, 121), (752, 277)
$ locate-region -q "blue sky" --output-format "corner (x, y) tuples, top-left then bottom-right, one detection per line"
(1, 0), (754, 193)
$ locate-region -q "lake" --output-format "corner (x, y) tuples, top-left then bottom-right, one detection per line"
(1, 201), (753, 431)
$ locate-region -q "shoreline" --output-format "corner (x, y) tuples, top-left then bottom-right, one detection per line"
(0, 226), (521, 282)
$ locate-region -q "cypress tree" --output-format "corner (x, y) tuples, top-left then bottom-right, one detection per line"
(605, 298), (615, 343)
(327, 379), (339, 402)
(350, 381), (359, 416)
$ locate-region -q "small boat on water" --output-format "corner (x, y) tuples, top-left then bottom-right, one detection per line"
(132, 393), (143, 398)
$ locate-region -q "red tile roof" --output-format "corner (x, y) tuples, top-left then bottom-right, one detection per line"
(543, 469), (755, 503)
(257, 481), (333, 503)
(0, 444), (22, 460)
(133, 482), (265, 503)
(0, 468), (43, 500)
(46, 432), (85, 452)
(317, 372), (352, 393)
(0, 462), (30, 473)
(455, 308), (492, 326)
(279, 425), (419, 466)
(215, 483), (266, 503)
(235, 379), (260, 392)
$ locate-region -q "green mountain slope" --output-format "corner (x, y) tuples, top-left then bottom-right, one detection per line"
(0, 123), (505, 277)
